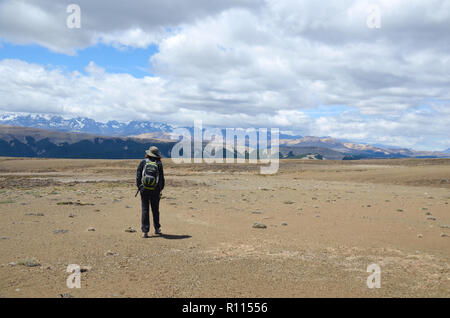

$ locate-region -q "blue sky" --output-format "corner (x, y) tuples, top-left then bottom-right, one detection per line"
(302, 105), (356, 119)
(0, 41), (158, 77)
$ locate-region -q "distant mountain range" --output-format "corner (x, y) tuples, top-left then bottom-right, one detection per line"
(0, 114), (449, 160)
(0, 125), (175, 159)
(278, 136), (450, 160)
(0, 114), (174, 136)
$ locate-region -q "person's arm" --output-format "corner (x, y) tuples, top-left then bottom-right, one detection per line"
(159, 161), (165, 191)
(136, 160), (144, 188)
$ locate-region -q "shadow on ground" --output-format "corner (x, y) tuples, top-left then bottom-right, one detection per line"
(148, 233), (192, 240)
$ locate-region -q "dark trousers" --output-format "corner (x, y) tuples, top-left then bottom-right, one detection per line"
(140, 190), (161, 233)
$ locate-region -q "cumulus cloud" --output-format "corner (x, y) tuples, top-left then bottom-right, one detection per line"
(0, 0), (449, 150)
(0, 59), (170, 119)
(0, 0), (260, 53)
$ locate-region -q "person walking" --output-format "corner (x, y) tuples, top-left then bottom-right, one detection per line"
(136, 146), (165, 238)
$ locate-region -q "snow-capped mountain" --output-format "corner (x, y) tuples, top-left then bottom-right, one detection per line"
(0, 114), (174, 136)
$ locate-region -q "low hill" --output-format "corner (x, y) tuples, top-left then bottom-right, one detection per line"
(0, 125), (175, 159)
(280, 136), (449, 159)
(280, 146), (345, 160)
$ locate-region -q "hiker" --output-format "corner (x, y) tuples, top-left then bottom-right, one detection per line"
(136, 146), (165, 238)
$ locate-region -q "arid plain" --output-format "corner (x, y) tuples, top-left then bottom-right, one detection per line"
(0, 157), (449, 297)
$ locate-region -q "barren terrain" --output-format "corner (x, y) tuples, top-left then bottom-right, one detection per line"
(0, 157), (449, 297)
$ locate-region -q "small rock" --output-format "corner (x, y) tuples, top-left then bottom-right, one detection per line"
(396, 209), (404, 212)
(440, 224), (450, 229)
(427, 216), (436, 221)
(18, 258), (40, 267)
(87, 227), (96, 232)
(57, 201), (94, 206)
(125, 205), (131, 209)
(252, 222), (267, 229)
(53, 229), (68, 234)
(440, 233), (448, 237)
(80, 265), (92, 272)
(281, 222), (288, 226)
(59, 293), (73, 298)
(417, 234), (423, 239)
(252, 211), (262, 214)
(0, 236), (9, 240)
(68, 213), (76, 218)
(124, 227), (136, 233)
(105, 250), (119, 257)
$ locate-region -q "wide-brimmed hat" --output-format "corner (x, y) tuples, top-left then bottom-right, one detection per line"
(145, 146), (161, 158)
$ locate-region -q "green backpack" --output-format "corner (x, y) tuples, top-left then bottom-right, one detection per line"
(141, 159), (160, 190)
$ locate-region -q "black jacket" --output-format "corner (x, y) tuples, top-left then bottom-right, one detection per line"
(136, 158), (165, 191)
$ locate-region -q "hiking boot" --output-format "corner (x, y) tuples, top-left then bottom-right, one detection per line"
(155, 228), (162, 235)
(142, 232), (149, 238)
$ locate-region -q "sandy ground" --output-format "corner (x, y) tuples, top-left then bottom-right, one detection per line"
(0, 157), (449, 298)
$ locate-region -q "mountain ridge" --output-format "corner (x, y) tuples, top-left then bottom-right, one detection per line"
(0, 125), (175, 159)
(0, 115), (449, 159)
(1, 124), (449, 160)
(0, 114), (174, 137)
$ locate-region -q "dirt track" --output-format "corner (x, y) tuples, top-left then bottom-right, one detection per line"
(0, 157), (449, 297)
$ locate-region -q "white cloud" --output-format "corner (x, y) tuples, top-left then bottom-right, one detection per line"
(0, 0), (261, 53)
(0, 0), (449, 150)
(0, 59), (170, 119)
